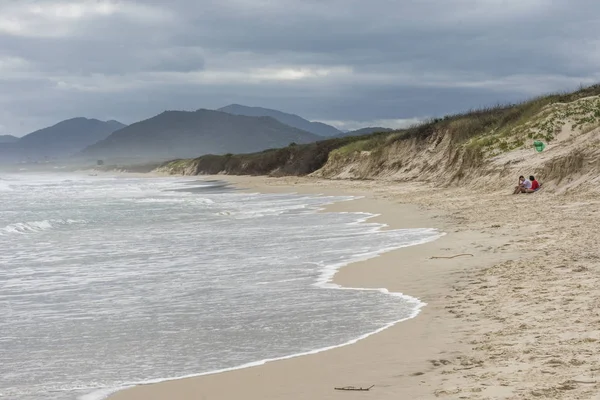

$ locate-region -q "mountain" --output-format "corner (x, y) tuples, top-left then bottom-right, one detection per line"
(339, 127), (393, 137)
(0, 118), (126, 164)
(0, 135), (18, 143)
(17, 118), (126, 149)
(79, 109), (321, 161)
(218, 104), (342, 137)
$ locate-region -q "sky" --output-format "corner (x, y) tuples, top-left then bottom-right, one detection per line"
(1, 0), (599, 136)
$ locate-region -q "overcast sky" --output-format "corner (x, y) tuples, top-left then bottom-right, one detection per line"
(1, 0), (599, 136)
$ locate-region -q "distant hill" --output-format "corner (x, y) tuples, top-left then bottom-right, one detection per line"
(218, 104), (342, 137)
(338, 127), (394, 137)
(0, 135), (19, 143)
(79, 109), (321, 161)
(0, 118), (126, 163)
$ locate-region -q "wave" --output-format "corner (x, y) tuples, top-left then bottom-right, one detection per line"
(82, 224), (443, 400)
(131, 197), (215, 205)
(0, 179), (14, 191)
(216, 204), (311, 219)
(169, 180), (233, 193)
(256, 277), (311, 285)
(0, 219), (88, 235)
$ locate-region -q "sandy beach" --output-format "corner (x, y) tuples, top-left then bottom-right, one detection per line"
(109, 175), (600, 400)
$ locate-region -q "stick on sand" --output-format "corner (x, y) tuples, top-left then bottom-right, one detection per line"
(334, 385), (375, 391)
(430, 253), (474, 259)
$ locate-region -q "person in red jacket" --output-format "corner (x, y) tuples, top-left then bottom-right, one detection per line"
(530, 176), (540, 191)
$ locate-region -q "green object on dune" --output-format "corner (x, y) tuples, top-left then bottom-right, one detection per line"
(533, 141), (546, 152)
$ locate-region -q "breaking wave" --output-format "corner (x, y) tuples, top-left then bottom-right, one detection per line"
(0, 219), (88, 235)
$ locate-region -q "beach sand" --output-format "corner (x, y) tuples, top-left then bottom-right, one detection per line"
(109, 176), (600, 400)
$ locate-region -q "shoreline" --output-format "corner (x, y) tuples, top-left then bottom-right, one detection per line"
(108, 175), (521, 400)
(89, 185), (440, 400)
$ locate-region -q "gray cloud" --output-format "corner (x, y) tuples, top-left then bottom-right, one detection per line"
(1, 0), (599, 136)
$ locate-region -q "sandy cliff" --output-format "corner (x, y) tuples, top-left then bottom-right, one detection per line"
(315, 96), (600, 193)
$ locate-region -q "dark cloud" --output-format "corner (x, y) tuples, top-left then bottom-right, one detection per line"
(0, 0), (599, 136)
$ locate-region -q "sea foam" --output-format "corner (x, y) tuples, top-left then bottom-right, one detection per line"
(0, 174), (442, 400)
(0, 219), (88, 235)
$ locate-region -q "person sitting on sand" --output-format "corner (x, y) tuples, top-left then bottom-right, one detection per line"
(516, 175), (541, 194)
(513, 175), (531, 194)
(528, 175), (540, 192)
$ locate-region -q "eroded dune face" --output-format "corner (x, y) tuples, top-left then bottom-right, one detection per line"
(312, 96), (600, 193)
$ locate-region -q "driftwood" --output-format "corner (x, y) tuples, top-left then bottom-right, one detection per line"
(334, 385), (375, 391)
(430, 253), (474, 259)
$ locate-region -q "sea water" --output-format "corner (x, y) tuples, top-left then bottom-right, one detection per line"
(0, 173), (441, 399)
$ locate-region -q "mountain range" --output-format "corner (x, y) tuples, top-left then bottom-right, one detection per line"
(218, 106), (395, 138)
(80, 109), (321, 162)
(0, 118), (125, 164)
(218, 104), (342, 137)
(0, 105), (392, 165)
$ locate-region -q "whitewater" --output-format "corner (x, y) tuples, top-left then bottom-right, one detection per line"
(0, 173), (442, 399)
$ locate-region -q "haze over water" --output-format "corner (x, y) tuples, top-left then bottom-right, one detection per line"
(0, 173), (441, 400)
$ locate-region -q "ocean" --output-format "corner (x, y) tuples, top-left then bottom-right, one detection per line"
(0, 173), (441, 400)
